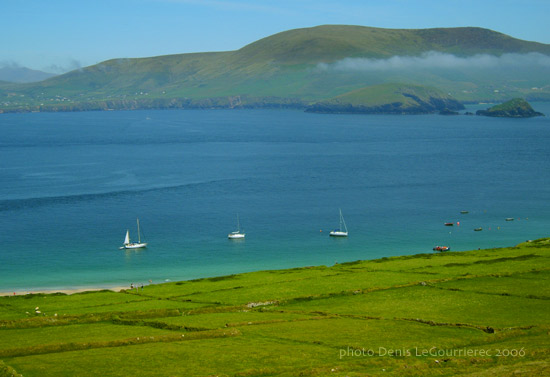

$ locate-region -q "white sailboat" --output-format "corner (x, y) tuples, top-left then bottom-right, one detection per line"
(228, 214), (245, 239)
(329, 209), (348, 237)
(121, 218), (148, 249)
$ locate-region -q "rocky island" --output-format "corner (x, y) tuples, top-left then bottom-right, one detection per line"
(476, 98), (544, 118)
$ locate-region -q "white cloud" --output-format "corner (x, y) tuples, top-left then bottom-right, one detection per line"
(317, 51), (550, 71)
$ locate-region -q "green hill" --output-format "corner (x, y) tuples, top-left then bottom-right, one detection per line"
(236, 25), (550, 63)
(1, 25), (550, 113)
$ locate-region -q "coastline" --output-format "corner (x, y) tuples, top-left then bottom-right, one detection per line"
(0, 284), (128, 297)
(0, 242), (515, 297)
(1, 238), (545, 297)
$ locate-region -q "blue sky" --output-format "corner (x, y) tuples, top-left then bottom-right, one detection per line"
(2, 0), (549, 73)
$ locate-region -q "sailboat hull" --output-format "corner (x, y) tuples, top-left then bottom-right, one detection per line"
(329, 231), (348, 237)
(124, 242), (148, 249)
(124, 243), (147, 249)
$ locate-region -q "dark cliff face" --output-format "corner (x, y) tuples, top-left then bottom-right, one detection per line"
(476, 98), (544, 118)
(402, 94), (465, 112)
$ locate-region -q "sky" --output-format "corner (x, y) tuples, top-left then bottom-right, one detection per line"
(2, 0), (549, 73)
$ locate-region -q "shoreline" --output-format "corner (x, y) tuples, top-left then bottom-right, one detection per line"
(0, 284), (129, 297)
(1, 238), (542, 297)
(0, 245), (500, 297)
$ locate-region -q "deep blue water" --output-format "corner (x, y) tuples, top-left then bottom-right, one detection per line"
(1, 106), (549, 291)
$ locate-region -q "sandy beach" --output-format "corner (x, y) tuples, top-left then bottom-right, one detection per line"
(0, 285), (129, 297)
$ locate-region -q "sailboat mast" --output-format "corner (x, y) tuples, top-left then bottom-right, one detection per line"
(137, 218), (141, 243)
(339, 209), (347, 232)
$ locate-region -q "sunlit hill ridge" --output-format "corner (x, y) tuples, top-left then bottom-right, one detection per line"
(1, 25), (549, 113)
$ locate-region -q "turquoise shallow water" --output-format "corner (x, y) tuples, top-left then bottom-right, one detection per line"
(0, 106), (549, 291)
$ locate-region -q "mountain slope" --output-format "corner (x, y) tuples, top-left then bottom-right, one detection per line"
(234, 25), (550, 64)
(1, 25), (550, 112)
(0, 65), (56, 83)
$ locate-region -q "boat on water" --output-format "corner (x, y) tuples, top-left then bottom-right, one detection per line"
(121, 218), (147, 249)
(474, 227), (483, 232)
(228, 214), (245, 239)
(433, 246), (451, 252)
(460, 211), (469, 214)
(329, 209), (348, 237)
(444, 222), (454, 226)
(505, 218), (514, 221)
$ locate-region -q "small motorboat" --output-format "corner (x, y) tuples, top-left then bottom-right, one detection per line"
(474, 227), (483, 231)
(460, 211), (469, 214)
(444, 222), (454, 226)
(505, 218), (514, 221)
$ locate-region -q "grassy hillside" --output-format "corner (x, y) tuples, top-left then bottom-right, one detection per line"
(1, 239), (549, 376)
(236, 25), (550, 64)
(306, 83), (465, 114)
(1, 25), (550, 113)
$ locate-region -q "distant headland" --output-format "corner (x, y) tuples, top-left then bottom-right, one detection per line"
(305, 83), (465, 115)
(1, 25), (549, 114)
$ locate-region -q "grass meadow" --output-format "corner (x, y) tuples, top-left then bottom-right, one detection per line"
(1, 239), (549, 376)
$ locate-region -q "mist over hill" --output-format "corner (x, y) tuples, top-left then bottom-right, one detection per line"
(1, 25), (549, 113)
(0, 63), (56, 83)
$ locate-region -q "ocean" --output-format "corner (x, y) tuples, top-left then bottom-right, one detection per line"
(1, 106), (549, 291)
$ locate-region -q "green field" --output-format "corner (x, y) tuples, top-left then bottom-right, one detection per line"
(1, 239), (549, 376)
